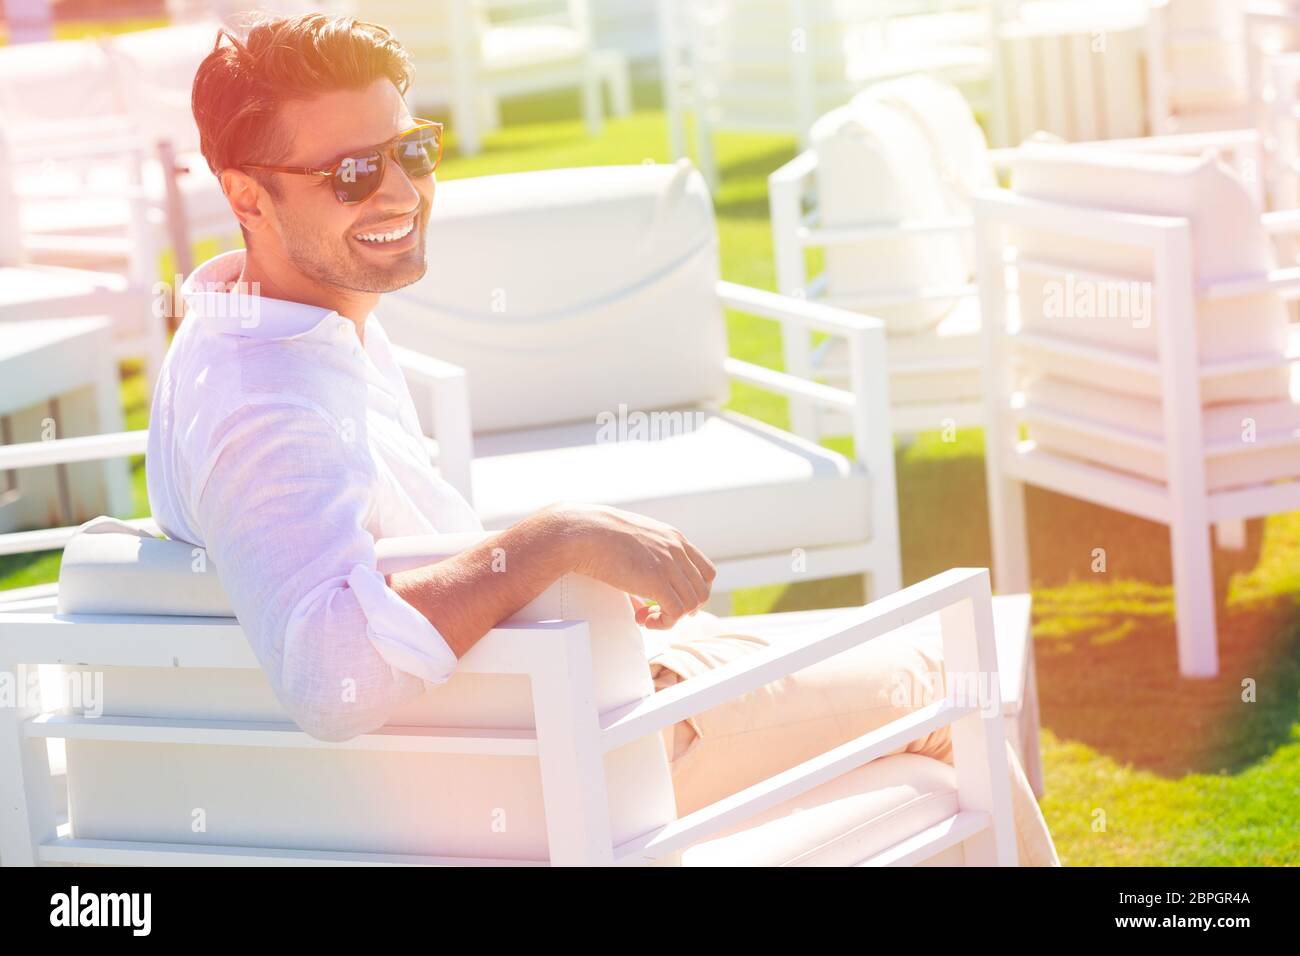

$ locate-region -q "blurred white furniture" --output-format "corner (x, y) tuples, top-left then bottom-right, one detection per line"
(770, 71), (1263, 442)
(0, 516), (1019, 867)
(0, 320), (133, 537)
(0, 325), (471, 558)
(1246, 7), (1300, 208)
(591, 0), (664, 63)
(0, 124), (167, 389)
(999, 0), (1147, 143)
(382, 161), (902, 607)
(352, 0), (625, 156)
(1268, 51), (1300, 208)
(974, 141), (1300, 677)
(771, 76), (1007, 439)
(0, 23), (240, 383)
(1244, 2), (1300, 128)
(1147, 0), (1252, 134)
(660, 0), (1004, 189)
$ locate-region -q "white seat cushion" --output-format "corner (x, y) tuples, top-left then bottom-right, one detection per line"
(470, 408), (872, 561)
(1023, 373), (1300, 491)
(681, 753), (963, 866)
(817, 296), (982, 407)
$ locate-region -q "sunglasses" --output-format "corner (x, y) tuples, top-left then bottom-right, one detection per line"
(242, 120), (443, 205)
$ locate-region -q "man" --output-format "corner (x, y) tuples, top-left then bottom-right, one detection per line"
(148, 13), (1056, 864)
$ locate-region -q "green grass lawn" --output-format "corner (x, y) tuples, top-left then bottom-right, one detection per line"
(3, 83), (1297, 865)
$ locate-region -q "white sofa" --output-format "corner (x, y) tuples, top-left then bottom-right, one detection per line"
(383, 160), (903, 606)
(0, 518), (1023, 867)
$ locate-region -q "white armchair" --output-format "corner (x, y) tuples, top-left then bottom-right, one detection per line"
(0, 517), (1020, 867)
(381, 160), (901, 608)
(974, 141), (1300, 678)
(769, 74), (1265, 443)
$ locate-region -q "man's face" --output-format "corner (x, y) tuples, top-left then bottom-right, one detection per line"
(257, 78), (434, 294)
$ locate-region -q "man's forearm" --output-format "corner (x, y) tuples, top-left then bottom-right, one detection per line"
(386, 506), (579, 658)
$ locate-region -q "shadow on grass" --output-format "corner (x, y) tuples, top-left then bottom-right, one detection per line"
(763, 428), (1300, 781)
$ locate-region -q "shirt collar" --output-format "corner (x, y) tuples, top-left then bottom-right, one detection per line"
(181, 249), (368, 341)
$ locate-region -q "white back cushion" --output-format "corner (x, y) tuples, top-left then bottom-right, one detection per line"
(1008, 145), (1289, 404)
(810, 94), (968, 335)
(382, 162), (729, 434)
(56, 518), (676, 860)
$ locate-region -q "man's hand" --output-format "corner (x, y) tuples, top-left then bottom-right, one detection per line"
(392, 501), (718, 661)
(552, 502), (717, 629)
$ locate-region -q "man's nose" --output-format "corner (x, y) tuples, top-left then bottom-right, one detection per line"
(372, 150), (422, 210)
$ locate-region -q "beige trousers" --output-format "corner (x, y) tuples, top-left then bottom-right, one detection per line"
(647, 612), (1060, 867)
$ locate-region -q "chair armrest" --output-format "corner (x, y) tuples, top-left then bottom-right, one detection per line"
(0, 430), (147, 472)
(1262, 209), (1300, 235)
(717, 280), (899, 593)
(390, 344), (474, 505)
(0, 431), (152, 557)
(768, 148), (818, 191)
(717, 279), (882, 337)
(1200, 266), (1300, 301)
(603, 567), (1016, 865)
(722, 357), (855, 413)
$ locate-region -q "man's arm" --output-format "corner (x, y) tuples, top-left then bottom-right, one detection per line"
(390, 502), (718, 658)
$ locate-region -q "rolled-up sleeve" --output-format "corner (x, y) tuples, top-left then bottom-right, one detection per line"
(192, 400), (457, 741)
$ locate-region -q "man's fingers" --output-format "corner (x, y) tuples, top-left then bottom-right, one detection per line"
(681, 538), (717, 587)
(670, 552), (710, 611)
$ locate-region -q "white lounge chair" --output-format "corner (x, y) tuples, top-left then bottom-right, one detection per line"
(973, 141), (1300, 677)
(0, 516), (1031, 867)
(380, 160), (902, 610)
(769, 76), (1264, 442)
(350, 0), (623, 157)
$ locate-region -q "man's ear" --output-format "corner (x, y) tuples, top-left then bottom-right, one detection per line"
(219, 168), (272, 235)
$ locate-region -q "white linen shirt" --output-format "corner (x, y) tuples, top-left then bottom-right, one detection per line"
(147, 249), (484, 741)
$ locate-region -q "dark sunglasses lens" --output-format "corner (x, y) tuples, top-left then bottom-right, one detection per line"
(333, 151), (384, 203)
(397, 126), (440, 177)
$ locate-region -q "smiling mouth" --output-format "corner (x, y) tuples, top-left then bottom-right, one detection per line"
(354, 217), (416, 244)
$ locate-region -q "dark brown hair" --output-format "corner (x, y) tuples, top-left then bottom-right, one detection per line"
(192, 12), (412, 188)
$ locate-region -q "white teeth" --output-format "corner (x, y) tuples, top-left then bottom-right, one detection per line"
(355, 219), (414, 243)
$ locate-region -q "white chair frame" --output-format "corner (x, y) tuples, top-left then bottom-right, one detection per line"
(769, 128), (1266, 442)
(0, 552), (1017, 867)
(658, 0), (1009, 191)
(391, 0), (609, 157)
(0, 347), (473, 559)
(1146, 0), (1255, 136)
(0, 124), (167, 387)
(972, 185), (1300, 678)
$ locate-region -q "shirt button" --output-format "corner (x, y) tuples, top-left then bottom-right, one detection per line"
(336, 320), (350, 337)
